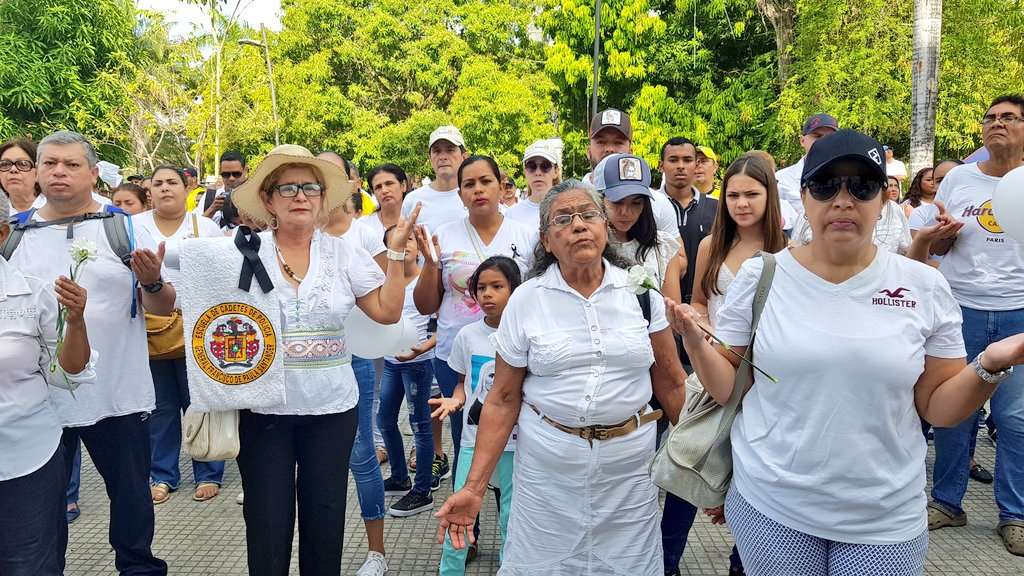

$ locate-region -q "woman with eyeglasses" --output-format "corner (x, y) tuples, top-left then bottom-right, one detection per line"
(435, 179), (686, 574)
(0, 138), (41, 213)
(665, 129), (1024, 575)
(505, 141), (561, 228)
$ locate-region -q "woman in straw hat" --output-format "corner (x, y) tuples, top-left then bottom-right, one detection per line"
(230, 144), (420, 576)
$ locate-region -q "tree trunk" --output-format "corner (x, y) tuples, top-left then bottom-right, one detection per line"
(910, 0), (943, 178)
(756, 0), (796, 87)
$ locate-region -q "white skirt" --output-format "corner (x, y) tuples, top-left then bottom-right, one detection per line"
(498, 405), (663, 575)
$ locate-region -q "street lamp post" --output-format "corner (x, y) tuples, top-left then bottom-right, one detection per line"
(239, 25), (280, 146)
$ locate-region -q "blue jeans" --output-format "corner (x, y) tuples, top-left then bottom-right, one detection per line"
(149, 358), (224, 488)
(433, 357), (464, 477)
(377, 359), (434, 495)
(66, 441), (81, 506)
(932, 306), (1024, 522)
(350, 356), (386, 521)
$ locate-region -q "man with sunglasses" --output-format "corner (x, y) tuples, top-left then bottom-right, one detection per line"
(197, 151), (247, 223)
(776, 113), (840, 218)
(913, 94), (1024, 556)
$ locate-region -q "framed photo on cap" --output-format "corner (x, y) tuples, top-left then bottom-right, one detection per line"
(602, 109), (622, 126)
(619, 157), (642, 181)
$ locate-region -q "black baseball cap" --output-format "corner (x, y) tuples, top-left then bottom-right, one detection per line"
(801, 129), (887, 185)
(589, 108), (632, 140)
(802, 113), (839, 135)
(183, 167), (198, 178)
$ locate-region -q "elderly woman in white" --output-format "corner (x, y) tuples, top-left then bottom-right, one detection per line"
(227, 144), (419, 576)
(0, 203), (94, 575)
(435, 179), (686, 575)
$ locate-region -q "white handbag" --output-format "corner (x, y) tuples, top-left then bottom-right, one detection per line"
(182, 407), (240, 461)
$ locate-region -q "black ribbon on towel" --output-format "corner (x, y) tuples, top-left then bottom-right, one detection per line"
(234, 227), (274, 293)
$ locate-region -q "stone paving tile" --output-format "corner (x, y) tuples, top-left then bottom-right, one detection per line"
(66, 429), (1024, 575)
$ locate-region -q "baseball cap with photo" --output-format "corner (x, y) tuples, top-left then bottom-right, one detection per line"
(801, 129), (887, 186)
(429, 125), (465, 149)
(802, 113), (839, 136)
(593, 153), (653, 202)
(589, 108), (633, 140)
(696, 146), (719, 162)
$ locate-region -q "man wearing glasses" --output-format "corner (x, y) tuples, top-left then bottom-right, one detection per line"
(915, 94), (1024, 557)
(198, 151), (248, 224)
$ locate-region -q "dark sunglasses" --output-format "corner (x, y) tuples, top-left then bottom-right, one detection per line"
(221, 171), (244, 179)
(805, 176), (884, 203)
(0, 159), (34, 172)
(525, 160), (553, 173)
(273, 182), (323, 198)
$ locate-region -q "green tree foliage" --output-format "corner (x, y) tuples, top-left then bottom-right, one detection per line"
(0, 0), (138, 164)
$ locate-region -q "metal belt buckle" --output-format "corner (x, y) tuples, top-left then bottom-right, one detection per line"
(592, 427), (611, 441)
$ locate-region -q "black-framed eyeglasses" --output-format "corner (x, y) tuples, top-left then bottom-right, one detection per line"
(221, 171), (244, 179)
(805, 176), (884, 203)
(0, 159), (34, 173)
(549, 210), (605, 228)
(982, 113), (1022, 126)
(274, 182), (323, 198)
(525, 160), (553, 173)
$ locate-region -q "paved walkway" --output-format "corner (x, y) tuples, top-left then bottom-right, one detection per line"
(66, 427), (1024, 575)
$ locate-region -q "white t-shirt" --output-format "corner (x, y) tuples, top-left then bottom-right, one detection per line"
(385, 279), (435, 365)
(134, 211), (222, 306)
(31, 192), (110, 209)
(401, 184), (467, 234)
(775, 157), (806, 218)
(361, 212), (388, 245)
(448, 319), (516, 451)
(9, 215), (159, 427)
(650, 188), (684, 241)
(888, 159), (908, 181)
(716, 248), (965, 544)
(434, 216), (535, 360)
(931, 163), (1024, 310)
(907, 203), (939, 232)
(504, 198), (541, 229)
(339, 217), (387, 258)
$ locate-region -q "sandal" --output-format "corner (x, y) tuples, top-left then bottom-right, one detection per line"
(151, 483), (173, 505)
(66, 503), (81, 524)
(999, 521), (1024, 556)
(193, 482), (220, 502)
(927, 501), (966, 530)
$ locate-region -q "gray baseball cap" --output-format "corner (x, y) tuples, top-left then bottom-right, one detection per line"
(593, 153), (653, 201)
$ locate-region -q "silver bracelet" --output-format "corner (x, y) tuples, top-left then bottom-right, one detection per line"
(386, 248), (407, 262)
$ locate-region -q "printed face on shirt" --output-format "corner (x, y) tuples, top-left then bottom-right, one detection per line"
(458, 159), (501, 217)
(724, 173), (768, 230)
(801, 160), (884, 247)
(37, 142), (99, 204)
(429, 141), (466, 181)
(150, 167), (188, 217)
(465, 354), (496, 426)
(541, 190), (608, 267)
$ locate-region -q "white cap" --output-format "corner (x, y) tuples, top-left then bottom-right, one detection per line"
(429, 125), (466, 149)
(96, 160), (122, 188)
(522, 139), (559, 166)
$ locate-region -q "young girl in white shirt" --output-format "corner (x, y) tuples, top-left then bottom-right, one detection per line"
(431, 256), (522, 575)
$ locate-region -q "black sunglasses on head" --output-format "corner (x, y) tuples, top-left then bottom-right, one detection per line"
(805, 176), (884, 203)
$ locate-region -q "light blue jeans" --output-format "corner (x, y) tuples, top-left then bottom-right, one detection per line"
(349, 356), (385, 521)
(931, 306), (1024, 522)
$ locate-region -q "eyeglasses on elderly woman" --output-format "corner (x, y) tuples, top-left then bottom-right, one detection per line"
(548, 209), (605, 228)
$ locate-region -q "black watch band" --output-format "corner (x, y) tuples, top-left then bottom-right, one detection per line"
(141, 279), (165, 294)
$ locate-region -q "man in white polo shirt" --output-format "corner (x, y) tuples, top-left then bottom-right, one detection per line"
(7, 131), (173, 574)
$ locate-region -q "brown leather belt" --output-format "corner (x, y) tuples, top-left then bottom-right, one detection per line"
(527, 403), (663, 446)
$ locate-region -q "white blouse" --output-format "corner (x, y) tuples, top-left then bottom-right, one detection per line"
(493, 261), (668, 428)
(612, 230), (680, 288)
(0, 258), (96, 480)
(255, 230), (385, 416)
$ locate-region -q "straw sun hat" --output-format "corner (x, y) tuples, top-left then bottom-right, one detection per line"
(231, 144), (354, 227)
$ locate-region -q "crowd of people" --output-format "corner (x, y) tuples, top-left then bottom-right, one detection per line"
(1, 93), (1023, 576)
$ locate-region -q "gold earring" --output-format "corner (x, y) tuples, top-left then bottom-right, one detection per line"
(270, 215), (279, 230)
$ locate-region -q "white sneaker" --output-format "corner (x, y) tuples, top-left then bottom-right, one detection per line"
(355, 551), (388, 576)
(235, 491), (244, 505)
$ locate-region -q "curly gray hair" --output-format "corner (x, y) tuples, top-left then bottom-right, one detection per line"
(527, 179), (632, 279)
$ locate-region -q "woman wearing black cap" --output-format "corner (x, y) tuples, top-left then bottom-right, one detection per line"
(665, 129), (1024, 574)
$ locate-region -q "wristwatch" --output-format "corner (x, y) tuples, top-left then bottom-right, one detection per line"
(971, 352), (1013, 386)
(141, 279), (165, 294)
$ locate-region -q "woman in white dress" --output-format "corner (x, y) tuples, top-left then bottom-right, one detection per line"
(435, 179), (687, 575)
(228, 144), (419, 576)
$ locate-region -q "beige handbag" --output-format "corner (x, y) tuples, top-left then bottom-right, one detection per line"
(649, 252), (776, 508)
(182, 407), (240, 461)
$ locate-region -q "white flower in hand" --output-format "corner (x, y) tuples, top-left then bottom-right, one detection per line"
(69, 239), (98, 266)
(627, 264), (660, 295)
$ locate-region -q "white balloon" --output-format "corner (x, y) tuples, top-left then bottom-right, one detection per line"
(345, 308), (417, 359)
(993, 165), (1024, 242)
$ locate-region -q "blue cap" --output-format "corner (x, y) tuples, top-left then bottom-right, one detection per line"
(802, 113), (839, 135)
(593, 153), (653, 201)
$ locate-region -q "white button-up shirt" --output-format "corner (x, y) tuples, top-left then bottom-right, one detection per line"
(776, 156), (806, 218)
(0, 258), (95, 480)
(493, 261), (667, 427)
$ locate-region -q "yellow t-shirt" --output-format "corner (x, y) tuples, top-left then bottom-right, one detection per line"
(186, 187), (207, 212)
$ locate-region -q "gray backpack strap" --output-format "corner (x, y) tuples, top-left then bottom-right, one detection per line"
(101, 208), (133, 267)
(0, 227), (24, 261)
(724, 251), (777, 411)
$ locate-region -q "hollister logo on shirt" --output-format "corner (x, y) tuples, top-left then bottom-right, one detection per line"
(961, 200), (1003, 235)
(873, 288), (917, 308)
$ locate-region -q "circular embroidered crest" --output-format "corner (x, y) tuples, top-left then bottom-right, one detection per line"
(191, 302), (276, 385)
